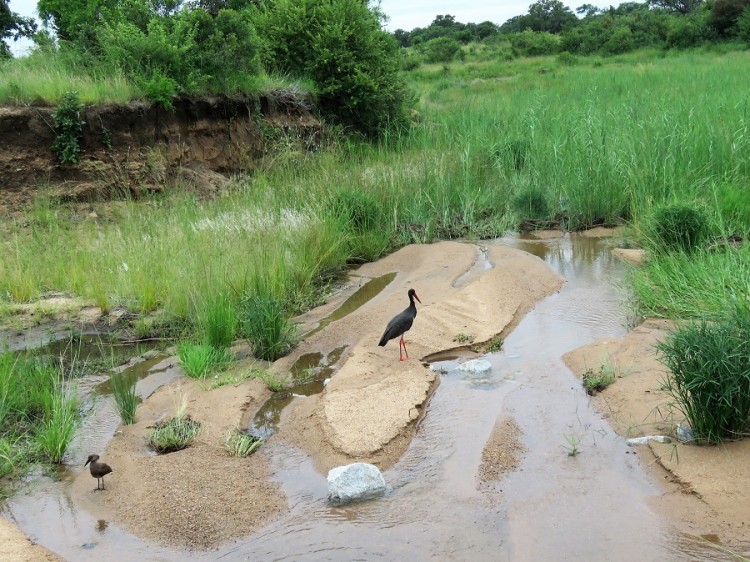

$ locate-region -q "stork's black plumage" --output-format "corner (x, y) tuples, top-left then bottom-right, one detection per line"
(378, 288), (421, 361)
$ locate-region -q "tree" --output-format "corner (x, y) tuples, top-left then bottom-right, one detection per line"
(393, 28), (409, 47)
(1, 0), (37, 58)
(524, 0), (579, 33)
(576, 4), (601, 17)
(253, 0), (410, 138)
(710, 0), (750, 34)
(648, 0), (704, 14)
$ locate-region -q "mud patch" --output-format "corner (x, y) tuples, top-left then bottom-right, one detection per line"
(478, 417), (525, 490)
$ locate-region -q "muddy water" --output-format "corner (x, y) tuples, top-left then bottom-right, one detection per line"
(3, 235), (735, 561)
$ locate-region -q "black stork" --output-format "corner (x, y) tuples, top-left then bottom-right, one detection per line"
(378, 288), (422, 361)
(85, 454), (113, 491)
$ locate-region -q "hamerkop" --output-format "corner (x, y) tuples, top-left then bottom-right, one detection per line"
(84, 454), (113, 491)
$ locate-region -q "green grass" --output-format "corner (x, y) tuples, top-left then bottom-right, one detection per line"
(0, 352), (80, 468)
(177, 342), (233, 379)
(238, 295), (299, 362)
(36, 388), (79, 463)
(582, 366), (616, 395)
(224, 430), (264, 457)
(148, 414), (201, 453)
(629, 246), (750, 319)
(1, 47), (749, 391)
(196, 290), (237, 349)
(657, 304), (750, 444)
(110, 372), (138, 425)
(254, 369), (289, 392)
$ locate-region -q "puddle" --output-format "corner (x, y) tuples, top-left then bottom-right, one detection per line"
(302, 272), (396, 338)
(247, 346), (346, 439)
(5, 236), (748, 561)
(452, 244), (492, 289)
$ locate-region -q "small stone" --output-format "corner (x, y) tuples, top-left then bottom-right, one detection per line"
(676, 422), (695, 443)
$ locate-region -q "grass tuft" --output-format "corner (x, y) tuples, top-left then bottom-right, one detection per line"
(254, 369), (289, 392)
(657, 303), (750, 444)
(224, 430), (265, 457)
(178, 342), (233, 379)
(148, 414), (201, 453)
(110, 372), (138, 425)
(238, 295), (298, 361)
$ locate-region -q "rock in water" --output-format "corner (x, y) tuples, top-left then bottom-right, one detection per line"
(327, 463), (386, 505)
(456, 359), (492, 374)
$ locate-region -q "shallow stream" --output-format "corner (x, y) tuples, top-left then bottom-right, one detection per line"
(2, 235), (734, 561)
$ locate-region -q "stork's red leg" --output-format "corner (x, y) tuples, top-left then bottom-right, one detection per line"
(399, 336), (410, 361)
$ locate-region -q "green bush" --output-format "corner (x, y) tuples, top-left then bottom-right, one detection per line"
(738, 6), (750, 43)
(648, 203), (710, 253)
(51, 91), (85, 164)
(253, 0), (410, 138)
(658, 304), (750, 443)
(508, 30), (559, 57)
(423, 37), (462, 63)
(238, 294), (298, 361)
(556, 51), (578, 65)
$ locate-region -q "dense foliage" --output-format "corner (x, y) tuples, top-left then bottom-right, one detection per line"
(395, 0), (749, 62)
(0, 0), (36, 58)
(7, 0), (409, 137)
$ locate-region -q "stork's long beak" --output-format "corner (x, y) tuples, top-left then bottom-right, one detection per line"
(414, 292), (422, 304)
(84, 459), (91, 467)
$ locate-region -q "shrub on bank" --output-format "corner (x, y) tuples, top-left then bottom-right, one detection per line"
(658, 303), (750, 444)
(647, 203), (710, 253)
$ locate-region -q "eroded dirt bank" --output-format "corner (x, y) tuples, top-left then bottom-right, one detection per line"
(63, 241), (563, 550)
(0, 94), (319, 211)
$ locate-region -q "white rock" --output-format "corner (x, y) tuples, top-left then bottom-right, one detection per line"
(455, 359), (492, 374)
(676, 423), (695, 443)
(327, 463), (386, 505)
(625, 435), (672, 446)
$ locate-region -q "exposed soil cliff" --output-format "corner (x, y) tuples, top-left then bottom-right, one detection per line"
(0, 93), (321, 211)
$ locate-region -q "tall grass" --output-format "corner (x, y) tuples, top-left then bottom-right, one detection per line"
(177, 341), (233, 379)
(36, 388), (79, 463)
(658, 304), (750, 443)
(196, 290), (237, 349)
(110, 372), (138, 425)
(0, 49), (138, 105)
(629, 247), (750, 319)
(0, 352), (80, 467)
(1, 49), (749, 341)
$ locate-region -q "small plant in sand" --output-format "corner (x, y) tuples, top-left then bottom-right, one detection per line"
(238, 294), (298, 361)
(224, 430), (265, 457)
(148, 397), (201, 454)
(453, 332), (475, 344)
(562, 433), (582, 457)
(110, 371), (138, 424)
(255, 369), (289, 392)
(177, 341), (233, 379)
(486, 337), (504, 353)
(582, 366), (616, 395)
(199, 370), (252, 391)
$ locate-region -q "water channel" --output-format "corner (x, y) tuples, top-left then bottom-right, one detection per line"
(3, 235), (736, 561)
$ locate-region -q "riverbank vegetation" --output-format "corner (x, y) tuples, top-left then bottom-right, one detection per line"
(1, 0), (749, 465)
